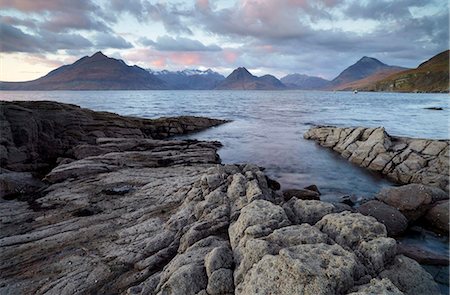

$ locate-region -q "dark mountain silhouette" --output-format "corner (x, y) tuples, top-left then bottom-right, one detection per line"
(328, 56), (407, 89)
(280, 73), (330, 90)
(147, 69), (224, 90)
(0, 52), (166, 90)
(215, 67), (286, 90)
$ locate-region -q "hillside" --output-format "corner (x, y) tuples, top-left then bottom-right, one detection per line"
(333, 68), (407, 91)
(215, 67), (286, 90)
(147, 69), (224, 90)
(328, 56), (407, 90)
(0, 52), (166, 90)
(280, 73), (330, 90)
(363, 50), (449, 93)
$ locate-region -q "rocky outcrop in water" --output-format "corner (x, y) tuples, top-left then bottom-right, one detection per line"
(0, 101), (227, 199)
(304, 126), (449, 192)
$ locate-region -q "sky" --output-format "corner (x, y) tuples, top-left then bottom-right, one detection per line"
(0, 0), (448, 81)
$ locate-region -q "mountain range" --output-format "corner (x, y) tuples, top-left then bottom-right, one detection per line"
(147, 68), (224, 90)
(215, 67), (286, 90)
(280, 74), (329, 90)
(1, 50), (448, 92)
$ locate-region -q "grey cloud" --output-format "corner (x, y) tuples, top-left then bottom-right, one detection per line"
(95, 33), (133, 49)
(144, 36), (221, 51)
(0, 23), (93, 53)
(109, 0), (145, 20)
(0, 15), (37, 29)
(109, 0), (192, 34)
(144, 2), (192, 34)
(345, 0), (432, 20)
(41, 12), (111, 33)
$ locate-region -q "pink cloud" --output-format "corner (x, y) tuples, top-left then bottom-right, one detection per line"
(223, 50), (238, 63)
(169, 52), (202, 65)
(0, 0), (92, 12)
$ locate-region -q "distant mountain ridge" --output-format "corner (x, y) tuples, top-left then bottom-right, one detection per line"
(215, 67), (286, 90)
(0, 52), (166, 90)
(362, 50), (449, 93)
(0, 50), (446, 92)
(280, 74), (329, 90)
(146, 68), (224, 90)
(328, 56), (408, 90)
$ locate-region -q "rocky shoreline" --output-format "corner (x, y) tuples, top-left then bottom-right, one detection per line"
(0, 102), (448, 294)
(304, 126), (449, 192)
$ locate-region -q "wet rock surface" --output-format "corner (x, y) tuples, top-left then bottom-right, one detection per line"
(0, 140), (441, 294)
(304, 126), (449, 192)
(0, 104), (444, 294)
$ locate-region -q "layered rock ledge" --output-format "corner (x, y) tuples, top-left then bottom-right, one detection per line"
(0, 101), (227, 174)
(0, 101), (227, 198)
(304, 126), (449, 192)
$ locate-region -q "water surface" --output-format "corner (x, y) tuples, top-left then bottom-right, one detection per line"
(1, 90), (447, 201)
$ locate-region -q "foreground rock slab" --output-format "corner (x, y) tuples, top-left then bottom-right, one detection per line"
(304, 126), (449, 192)
(0, 136), (441, 294)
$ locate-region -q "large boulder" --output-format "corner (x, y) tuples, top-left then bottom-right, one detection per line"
(424, 200), (449, 233)
(379, 255), (441, 295)
(315, 211), (387, 249)
(357, 200), (408, 236)
(377, 184), (448, 222)
(283, 199), (335, 225)
(239, 243), (359, 295)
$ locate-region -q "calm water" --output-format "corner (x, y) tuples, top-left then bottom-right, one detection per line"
(1, 90), (449, 268)
(1, 90), (448, 201)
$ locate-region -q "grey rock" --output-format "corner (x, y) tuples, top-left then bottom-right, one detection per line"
(377, 184), (448, 222)
(379, 255), (441, 295)
(347, 278), (403, 294)
(205, 246), (234, 277)
(282, 188), (320, 201)
(424, 200), (449, 234)
(357, 200), (408, 236)
(305, 126), (449, 192)
(397, 243), (449, 266)
(0, 169), (44, 198)
(283, 199), (335, 225)
(206, 268), (234, 295)
(239, 243), (359, 295)
(315, 211), (387, 249)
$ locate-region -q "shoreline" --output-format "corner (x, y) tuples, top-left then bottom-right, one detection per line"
(0, 101), (448, 294)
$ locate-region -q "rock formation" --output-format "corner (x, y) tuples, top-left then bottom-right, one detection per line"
(0, 101), (227, 198)
(0, 103), (442, 294)
(304, 126), (449, 192)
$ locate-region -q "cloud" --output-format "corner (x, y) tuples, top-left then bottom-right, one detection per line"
(95, 33), (133, 49)
(0, 0), (89, 12)
(41, 12), (111, 33)
(142, 35), (221, 52)
(0, 23), (93, 53)
(109, 0), (193, 34)
(1, 0), (447, 80)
